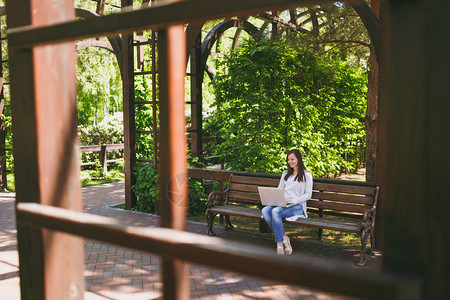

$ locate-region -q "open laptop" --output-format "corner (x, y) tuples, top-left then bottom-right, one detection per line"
(258, 187), (288, 207)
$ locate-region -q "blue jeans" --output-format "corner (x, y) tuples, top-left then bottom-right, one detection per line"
(262, 204), (304, 242)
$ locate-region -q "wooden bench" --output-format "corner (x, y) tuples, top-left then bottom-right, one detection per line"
(205, 174), (379, 265)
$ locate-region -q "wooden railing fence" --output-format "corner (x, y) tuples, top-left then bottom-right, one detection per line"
(79, 143), (124, 173)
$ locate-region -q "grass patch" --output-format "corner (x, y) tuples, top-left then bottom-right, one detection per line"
(113, 203), (126, 209)
(81, 169), (124, 187)
(82, 177), (124, 187)
(2, 171), (124, 190)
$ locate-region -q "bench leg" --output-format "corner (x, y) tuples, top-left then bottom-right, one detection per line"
(259, 219), (269, 233)
(357, 229), (369, 266)
(206, 212), (217, 236)
(224, 215), (234, 230)
(370, 230), (376, 254)
(317, 228), (323, 240)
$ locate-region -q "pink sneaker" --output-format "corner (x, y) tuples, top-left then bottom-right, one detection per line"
(283, 235), (292, 255)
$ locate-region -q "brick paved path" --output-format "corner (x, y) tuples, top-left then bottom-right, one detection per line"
(0, 182), (381, 299)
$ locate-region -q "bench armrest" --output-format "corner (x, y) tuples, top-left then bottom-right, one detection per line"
(205, 190), (227, 208)
(362, 187), (379, 229)
(363, 206), (375, 223)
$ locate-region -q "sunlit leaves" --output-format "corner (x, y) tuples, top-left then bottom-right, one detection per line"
(76, 46), (122, 126)
(208, 36), (367, 176)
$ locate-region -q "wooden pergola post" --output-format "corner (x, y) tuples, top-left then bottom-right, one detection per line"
(158, 20), (190, 300)
(190, 34), (203, 158)
(378, 0), (449, 298)
(122, 0), (137, 210)
(6, 0), (85, 299)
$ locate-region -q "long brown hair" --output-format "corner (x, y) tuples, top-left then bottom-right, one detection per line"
(284, 149), (307, 182)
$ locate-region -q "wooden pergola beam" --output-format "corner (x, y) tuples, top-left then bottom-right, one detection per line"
(7, 0), (333, 49)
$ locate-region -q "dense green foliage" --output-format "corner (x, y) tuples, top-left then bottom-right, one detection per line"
(76, 44), (124, 183)
(77, 47), (122, 126)
(208, 37), (367, 176)
(132, 163), (207, 216)
(134, 76), (155, 160)
(78, 113), (124, 183)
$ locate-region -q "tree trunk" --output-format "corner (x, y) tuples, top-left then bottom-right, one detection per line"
(365, 46), (378, 183)
(364, 0), (379, 183)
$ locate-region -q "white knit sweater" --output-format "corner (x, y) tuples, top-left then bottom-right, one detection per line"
(278, 170), (313, 220)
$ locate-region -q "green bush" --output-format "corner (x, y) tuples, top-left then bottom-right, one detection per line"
(131, 163), (207, 216)
(187, 178), (206, 217)
(132, 163), (159, 213)
(78, 113), (124, 164)
(80, 168), (124, 187)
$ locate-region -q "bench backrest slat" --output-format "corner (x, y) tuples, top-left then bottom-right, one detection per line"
(230, 175), (279, 186)
(311, 191), (373, 205)
(229, 183), (260, 193)
(308, 200), (368, 214)
(228, 191), (260, 202)
(226, 175), (278, 205)
(313, 182), (376, 196)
